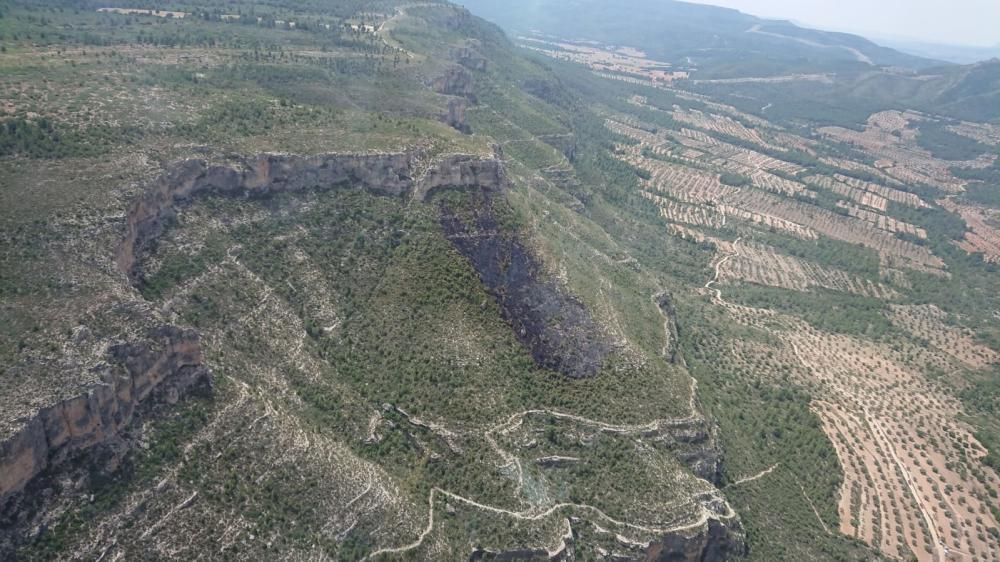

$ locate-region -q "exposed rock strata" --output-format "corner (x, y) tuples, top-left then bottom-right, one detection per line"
(0, 326), (210, 507)
(469, 547), (553, 561)
(655, 293), (683, 366)
(445, 98), (471, 133)
(117, 152), (506, 284)
(644, 518), (746, 562)
(440, 194), (612, 378)
(651, 419), (723, 485)
(451, 42), (488, 71)
(432, 65), (477, 100)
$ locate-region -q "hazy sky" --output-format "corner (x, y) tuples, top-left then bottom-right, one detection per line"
(685, 0), (1000, 47)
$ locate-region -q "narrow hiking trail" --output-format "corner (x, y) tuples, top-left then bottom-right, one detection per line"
(726, 463), (779, 488)
(705, 237), (741, 302)
(797, 478), (833, 535)
(364, 403), (736, 560)
(363, 285), (731, 559)
(364, 483), (735, 560)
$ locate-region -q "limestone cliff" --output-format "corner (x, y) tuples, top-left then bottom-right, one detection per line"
(432, 65), (477, 99)
(117, 151), (506, 284)
(644, 518), (746, 562)
(451, 41), (488, 71)
(0, 326), (210, 508)
(445, 98), (471, 133)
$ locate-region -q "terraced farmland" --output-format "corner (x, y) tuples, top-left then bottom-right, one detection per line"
(939, 199), (1000, 263)
(714, 294), (1000, 562)
(715, 240), (896, 298)
(836, 202), (928, 240)
(594, 90), (999, 562)
(887, 305), (998, 369)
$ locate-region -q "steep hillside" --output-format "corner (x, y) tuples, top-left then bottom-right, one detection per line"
(1, 1), (746, 560)
(2, 1), (999, 561)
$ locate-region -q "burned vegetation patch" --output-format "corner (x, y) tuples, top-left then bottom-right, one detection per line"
(439, 192), (611, 378)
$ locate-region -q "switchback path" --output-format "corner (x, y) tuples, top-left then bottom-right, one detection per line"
(366, 400), (734, 560)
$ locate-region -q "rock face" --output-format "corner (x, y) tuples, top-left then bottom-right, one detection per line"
(521, 77), (571, 108)
(451, 42), (488, 71)
(416, 153), (506, 201)
(655, 293), (683, 365)
(643, 518), (746, 562)
(445, 98), (471, 133)
(653, 419), (723, 485)
(117, 152), (506, 284)
(467, 513), (743, 562)
(0, 326), (210, 508)
(440, 193), (612, 378)
(432, 65), (477, 99)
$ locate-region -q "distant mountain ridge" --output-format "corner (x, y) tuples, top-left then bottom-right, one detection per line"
(462, 0), (1000, 124)
(460, 0), (943, 78)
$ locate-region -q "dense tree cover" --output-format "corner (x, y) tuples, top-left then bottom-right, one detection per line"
(728, 285), (897, 338)
(962, 182), (1000, 207)
(754, 231), (882, 280)
(719, 172), (752, 187)
(680, 297), (878, 562)
(0, 118), (141, 158)
(0, 0), (416, 50)
(889, 202), (969, 242)
(952, 158), (1000, 207)
(916, 120), (994, 161)
(952, 158), (1000, 184)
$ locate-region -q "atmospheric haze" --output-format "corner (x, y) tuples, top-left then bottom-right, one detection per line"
(685, 0), (1000, 48)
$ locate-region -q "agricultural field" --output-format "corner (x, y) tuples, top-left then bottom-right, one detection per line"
(518, 36), (690, 83)
(939, 198), (1000, 263)
(714, 239), (896, 299)
(553, 51), (1000, 562)
(817, 112), (980, 193)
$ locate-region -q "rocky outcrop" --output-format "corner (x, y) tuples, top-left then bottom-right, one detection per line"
(451, 42), (488, 71)
(652, 419), (723, 485)
(416, 153), (506, 201)
(117, 152), (506, 284)
(117, 152), (412, 283)
(0, 326), (210, 508)
(466, 514), (743, 562)
(432, 65), (476, 99)
(644, 518), (746, 562)
(521, 78), (572, 108)
(445, 98), (471, 133)
(655, 293), (683, 366)
(539, 134), (577, 163)
(440, 193), (612, 378)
